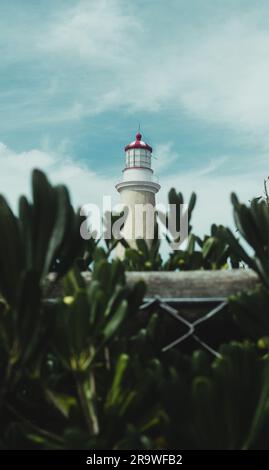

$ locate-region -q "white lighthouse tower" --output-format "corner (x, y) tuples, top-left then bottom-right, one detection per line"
(115, 131), (160, 255)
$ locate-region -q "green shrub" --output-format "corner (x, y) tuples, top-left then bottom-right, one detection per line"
(0, 169), (269, 449)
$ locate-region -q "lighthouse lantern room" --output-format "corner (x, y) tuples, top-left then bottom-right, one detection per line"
(116, 132), (160, 191)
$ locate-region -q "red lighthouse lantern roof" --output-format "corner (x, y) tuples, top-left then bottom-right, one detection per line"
(124, 132), (153, 152)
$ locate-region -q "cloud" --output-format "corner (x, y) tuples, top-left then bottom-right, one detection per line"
(153, 142), (178, 174)
(43, 0), (139, 67)
(0, 141), (116, 211)
(153, 144), (227, 177)
(195, 156), (228, 177)
(2, 0), (269, 145)
(175, 17), (269, 146)
(26, 0), (269, 150)
(160, 164), (265, 237)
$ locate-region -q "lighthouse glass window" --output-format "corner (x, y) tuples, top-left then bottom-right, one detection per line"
(126, 149), (151, 168)
(134, 149), (151, 168)
(141, 150), (151, 168)
(126, 150), (134, 167)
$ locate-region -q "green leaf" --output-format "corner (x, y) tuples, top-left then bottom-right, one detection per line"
(243, 358), (269, 449)
(42, 186), (71, 278)
(202, 237), (216, 260)
(46, 389), (77, 418)
(188, 192), (197, 215)
(103, 299), (128, 341)
(68, 291), (90, 356)
(105, 354), (130, 409)
(16, 270), (41, 364)
(0, 195), (23, 304)
(31, 169), (57, 278)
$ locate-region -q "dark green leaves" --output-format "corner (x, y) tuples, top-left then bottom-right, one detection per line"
(0, 195), (23, 304)
(223, 193), (269, 287)
(0, 169), (86, 307)
(191, 342), (268, 449)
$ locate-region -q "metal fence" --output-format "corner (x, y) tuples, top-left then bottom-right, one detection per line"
(140, 296), (230, 357)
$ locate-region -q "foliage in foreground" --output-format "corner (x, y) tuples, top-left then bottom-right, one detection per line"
(0, 169), (269, 449)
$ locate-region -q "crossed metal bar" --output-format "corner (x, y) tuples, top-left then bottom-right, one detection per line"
(140, 296), (228, 358)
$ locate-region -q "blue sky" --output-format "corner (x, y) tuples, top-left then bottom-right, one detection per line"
(1, 0), (269, 234)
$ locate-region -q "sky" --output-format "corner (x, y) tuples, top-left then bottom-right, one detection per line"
(1, 0), (269, 236)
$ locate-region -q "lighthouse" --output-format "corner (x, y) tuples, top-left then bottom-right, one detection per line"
(115, 132), (160, 255)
